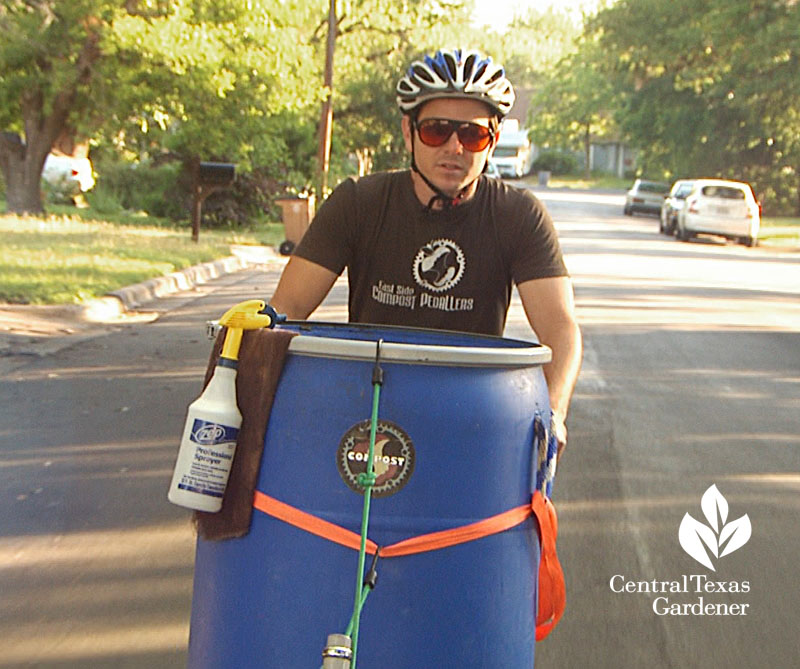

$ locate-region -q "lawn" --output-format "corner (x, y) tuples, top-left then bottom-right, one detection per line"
(0, 210), (284, 305)
(2, 180), (797, 305)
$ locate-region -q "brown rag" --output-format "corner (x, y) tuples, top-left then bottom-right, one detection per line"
(193, 326), (297, 540)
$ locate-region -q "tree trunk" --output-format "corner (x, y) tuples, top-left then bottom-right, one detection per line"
(0, 133), (48, 215)
(355, 147), (373, 176)
(797, 172), (800, 217)
(53, 126), (90, 159)
(583, 124), (592, 180)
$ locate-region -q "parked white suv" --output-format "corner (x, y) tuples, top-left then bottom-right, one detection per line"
(676, 179), (760, 247)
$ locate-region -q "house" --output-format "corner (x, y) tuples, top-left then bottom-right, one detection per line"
(587, 140), (638, 178)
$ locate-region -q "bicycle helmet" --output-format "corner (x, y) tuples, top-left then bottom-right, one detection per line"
(397, 49), (515, 117)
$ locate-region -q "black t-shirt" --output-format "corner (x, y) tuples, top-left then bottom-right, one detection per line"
(294, 170), (567, 336)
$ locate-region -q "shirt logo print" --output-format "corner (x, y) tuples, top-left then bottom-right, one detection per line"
(412, 239), (465, 293)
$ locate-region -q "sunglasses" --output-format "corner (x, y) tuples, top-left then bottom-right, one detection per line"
(415, 118), (495, 152)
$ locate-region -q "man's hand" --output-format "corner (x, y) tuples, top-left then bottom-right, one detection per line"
(552, 410), (568, 461)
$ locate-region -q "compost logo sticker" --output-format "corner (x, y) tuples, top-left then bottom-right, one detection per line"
(608, 485), (752, 617)
(337, 420), (415, 498)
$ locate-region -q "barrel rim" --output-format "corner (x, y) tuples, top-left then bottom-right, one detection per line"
(282, 321), (552, 367)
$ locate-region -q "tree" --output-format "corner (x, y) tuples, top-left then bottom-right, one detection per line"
(586, 0), (800, 212)
(0, 0), (322, 214)
(0, 1), (104, 213)
(482, 6), (581, 89)
(529, 37), (617, 178)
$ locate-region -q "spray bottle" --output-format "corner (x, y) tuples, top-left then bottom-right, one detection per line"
(168, 300), (283, 512)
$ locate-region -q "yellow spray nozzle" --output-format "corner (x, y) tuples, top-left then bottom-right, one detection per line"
(217, 300), (283, 361)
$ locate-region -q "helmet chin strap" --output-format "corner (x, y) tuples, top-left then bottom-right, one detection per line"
(410, 123), (483, 211)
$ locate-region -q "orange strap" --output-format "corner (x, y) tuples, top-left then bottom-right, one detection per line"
(253, 491), (378, 554)
(251, 489), (565, 639)
(379, 502), (531, 558)
(531, 491), (566, 641)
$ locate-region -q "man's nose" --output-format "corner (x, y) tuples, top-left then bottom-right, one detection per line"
(443, 129), (464, 153)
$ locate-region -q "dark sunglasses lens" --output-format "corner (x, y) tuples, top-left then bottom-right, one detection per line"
(417, 120), (491, 151)
(457, 124), (491, 151)
(417, 120), (453, 147)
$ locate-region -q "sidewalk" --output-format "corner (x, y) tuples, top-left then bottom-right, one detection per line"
(0, 244), (286, 361)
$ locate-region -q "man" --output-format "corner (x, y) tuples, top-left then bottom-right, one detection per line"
(270, 49), (581, 456)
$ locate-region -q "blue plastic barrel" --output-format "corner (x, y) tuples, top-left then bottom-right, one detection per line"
(188, 323), (552, 668)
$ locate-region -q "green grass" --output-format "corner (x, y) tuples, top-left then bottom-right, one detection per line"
(532, 173), (632, 190)
(0, 210), (284, 305)
(2, 178), (797, 306)
(759, 218), (800, 246)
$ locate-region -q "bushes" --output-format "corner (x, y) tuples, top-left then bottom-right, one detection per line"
(532, 149), (579, 175)
(88, 156), (308, 227)
(201, 169), (284, 229)
(89, 160), (187, 220)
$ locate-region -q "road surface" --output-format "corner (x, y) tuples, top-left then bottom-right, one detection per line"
(1, 188), (798, 667)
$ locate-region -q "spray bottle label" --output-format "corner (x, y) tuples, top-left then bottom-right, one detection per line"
(190, 419), (239, 447)
(177, 419), (240, 498)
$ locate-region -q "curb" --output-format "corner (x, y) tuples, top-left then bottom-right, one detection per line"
(79, 247), (284, 322)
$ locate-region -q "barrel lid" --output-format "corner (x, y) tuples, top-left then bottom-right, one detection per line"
(284, 322), (551, 368)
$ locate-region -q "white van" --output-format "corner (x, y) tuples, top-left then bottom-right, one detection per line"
(492, 120), (532, 179)
(676, 179), (760, 247)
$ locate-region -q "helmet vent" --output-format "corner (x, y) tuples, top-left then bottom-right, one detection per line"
(486, 70), (503, 85)
(463, 53), (477, 78)
(412, 64), (435, 84)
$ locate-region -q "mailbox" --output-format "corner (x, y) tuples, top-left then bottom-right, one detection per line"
(198, 162), (236, 187)
(191, 161), (237, 242)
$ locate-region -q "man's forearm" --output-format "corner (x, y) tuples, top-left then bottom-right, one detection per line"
(540, 318), (582, 423)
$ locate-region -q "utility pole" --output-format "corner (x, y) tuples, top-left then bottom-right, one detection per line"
(317, 0), (336, 197)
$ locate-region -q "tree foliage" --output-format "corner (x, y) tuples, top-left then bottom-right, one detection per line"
(0, 0), (497, 217)
(106, 0), (322, 166)
(586, 0), (800, 213)
(0, 0), (106, 213)
(529, 35), (616, 177)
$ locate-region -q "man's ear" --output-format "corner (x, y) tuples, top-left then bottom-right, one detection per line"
(401, 114), (414, 152)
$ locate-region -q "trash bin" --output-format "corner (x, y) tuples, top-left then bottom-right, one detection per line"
(537, 171), (551, 187)
(275, 194), (315, 255)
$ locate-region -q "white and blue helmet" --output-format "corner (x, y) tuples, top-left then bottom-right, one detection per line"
(396, 49), (515, 117)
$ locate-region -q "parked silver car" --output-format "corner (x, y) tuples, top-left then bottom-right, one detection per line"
(659, 179), (695, 235)
(676, 179), (760, 246)
(624, 179), (670, 216)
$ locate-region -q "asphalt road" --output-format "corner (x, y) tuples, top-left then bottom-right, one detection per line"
(1, 188), (798, 668)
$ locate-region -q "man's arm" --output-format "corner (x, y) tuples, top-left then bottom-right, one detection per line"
(269, 256), (339, 319)
(516, 276), (582, 458)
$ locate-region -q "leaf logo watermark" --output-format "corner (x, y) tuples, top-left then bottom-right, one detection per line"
(679, 485), (751, 571)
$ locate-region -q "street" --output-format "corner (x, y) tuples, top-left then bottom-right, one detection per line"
(1, 188), (798, 668)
